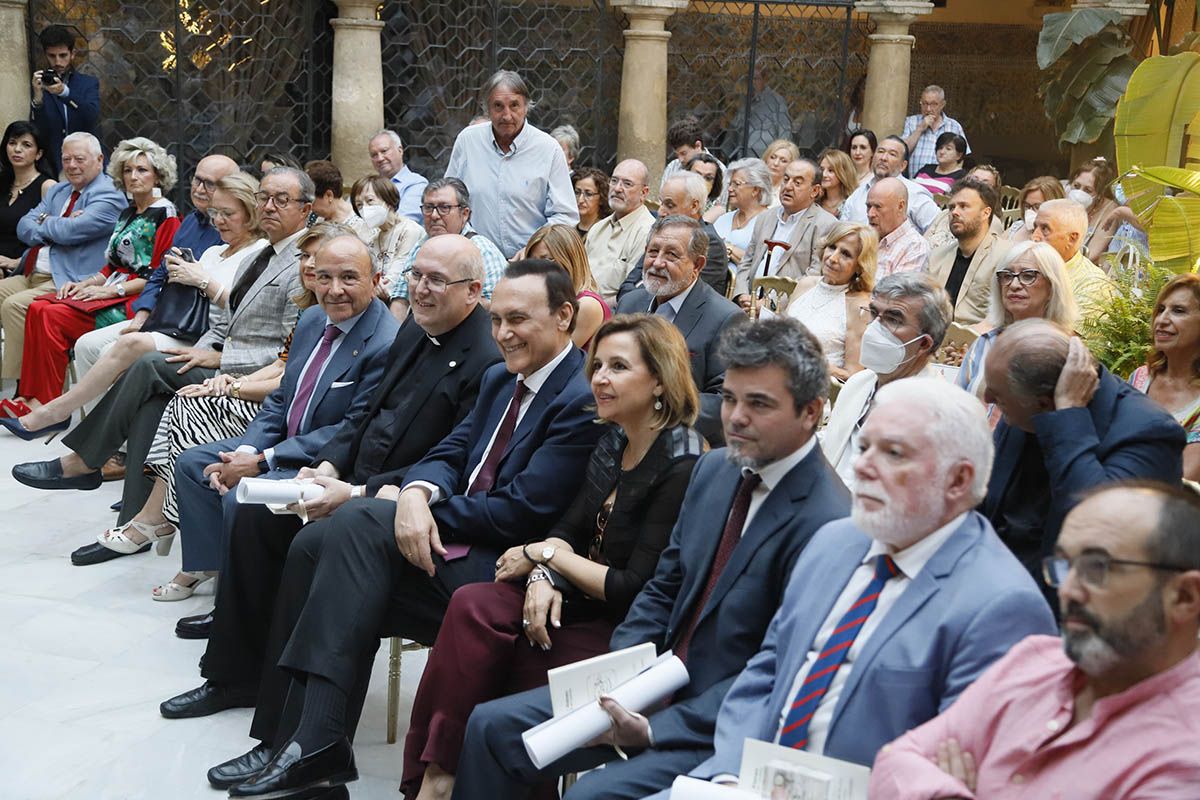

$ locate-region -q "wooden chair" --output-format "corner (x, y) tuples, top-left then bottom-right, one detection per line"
(750, 275), (798, 316)
(386, 637), (429, 744)
(724, 265), (737, 300)
(999, 185), (1021, 214)
(1000, 206), (1022, 230)
(932, 192), (950, 209)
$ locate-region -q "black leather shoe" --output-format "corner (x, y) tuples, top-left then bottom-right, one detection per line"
(208, 742), (274, 789)
(175, 610), (214, 639)
(229, 738), (356, 798)
(12, 459), (102, 490)
(70, 540), (151, 566)
(159, 681), (256, 719)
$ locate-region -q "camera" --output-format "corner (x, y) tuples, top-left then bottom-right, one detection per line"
(41, 68), (60, 86)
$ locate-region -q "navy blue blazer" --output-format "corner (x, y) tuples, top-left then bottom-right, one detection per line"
(237, 299), (398, 466)
(982, 365), (1184, 566)
(31, 70), (101, 174)
(610, 444), (851, 749)
(403, 345), (603, 550)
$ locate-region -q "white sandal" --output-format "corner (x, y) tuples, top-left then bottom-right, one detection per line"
(96, 520), (178, 556)
(151, 571), (214, 602)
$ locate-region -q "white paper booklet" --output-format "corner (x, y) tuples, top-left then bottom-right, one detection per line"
(737, 740), (870, 800)
(521, 648), (688, 769)
(669, 776), (760, 799)
(547, 641), (658, 717)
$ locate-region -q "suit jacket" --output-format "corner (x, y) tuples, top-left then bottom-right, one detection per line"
(611, 445), (851, 749)
(317, 304), (501, 493)
(928, 231), (1010, 326)
(615, 220), (730, 302)
(733, 203), (838, 298)
(688, 512), (1056, 776)
(31, 70), (101, 174)
(616, 279), (743, 445)
(16, 172), (126, 285)
(195, 234), (303, 375)
(236, 300), (398, 466)
(982, 366), (1185, 569)
(403, 345), (604, 549)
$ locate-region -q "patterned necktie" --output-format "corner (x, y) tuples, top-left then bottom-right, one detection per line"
(468, 379), (527, 495)
(674, 472), (762, 663)
(24, 190), (80, 277)
(286, 325), (341, 438)
(777, 554), (899, 750)
(228, 245), (275, 313)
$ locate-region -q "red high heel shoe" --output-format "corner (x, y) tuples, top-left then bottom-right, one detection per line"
(0, 398), (33, 418)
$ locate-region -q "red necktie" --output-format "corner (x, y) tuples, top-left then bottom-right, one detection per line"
(675, 472), (762, 663)
(468, 379), (527, 495)
(286, 325), (341, 437)
(24, 190), (80, 277)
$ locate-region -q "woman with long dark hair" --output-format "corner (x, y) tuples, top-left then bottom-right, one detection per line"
(0, 121), (55, 274)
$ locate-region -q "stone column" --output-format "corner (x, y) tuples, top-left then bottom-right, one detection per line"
(0, 0), (30, 129)
(612, 0), (689, 195)
(330, 0), (385, 183)
(855, 1), (934, 137)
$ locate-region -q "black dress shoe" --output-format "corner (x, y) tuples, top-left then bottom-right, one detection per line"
(229, 738), (356, 798)
(208, 742), (274, 789)
(70, 540), (151, 566)
(176, 610), (214, 639)
(160, 680), (256, 719)
(12, 459), (102, 490)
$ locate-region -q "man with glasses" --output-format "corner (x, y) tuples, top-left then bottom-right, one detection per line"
(388, 178), (505, 322)
(585, 159), (654, 304)
(901, 85), (969, 180)
(981, 319), (1184, 590)
(872, 480), (1200, 798)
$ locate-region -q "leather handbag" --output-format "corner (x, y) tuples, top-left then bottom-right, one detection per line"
(140, 281), (210, 342)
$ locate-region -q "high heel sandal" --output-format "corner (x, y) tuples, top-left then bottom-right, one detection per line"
(96, 519), (178, 556)
(0, 398), (33, 418)
(152, 571), (215, 602)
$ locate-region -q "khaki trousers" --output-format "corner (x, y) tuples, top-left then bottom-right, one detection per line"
(0, 271), (55, 380)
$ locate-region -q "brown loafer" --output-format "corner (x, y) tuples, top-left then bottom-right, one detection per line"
(101, 452), (126, 482)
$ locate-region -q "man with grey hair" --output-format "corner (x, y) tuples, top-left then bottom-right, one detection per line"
(455, 316), (851, 800)
(445, 69), (578, 257)
(368, 130), (428, 224)
(585, 158), (654, 304)
(902, 84), (969, 179)
(660, 377), (1055, 795)
(822, 272), (952, 489)
(550, 124), (580, 168)
(981, 318), (1184, 585)
(842, 135), (938, 233)
(869, 176), (931, 280)
(617, 215), (742, 444)
(1030, 197), (1114, 317)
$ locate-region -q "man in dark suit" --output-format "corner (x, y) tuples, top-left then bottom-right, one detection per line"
(617, 215), (742, 445)
(30, 26), (101, 175)
(981, 319), (1185, 586)
(454, 317), (851, 800)
(203, 260), (604, 798)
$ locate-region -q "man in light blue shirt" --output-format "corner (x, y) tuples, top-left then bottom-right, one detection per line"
(369, 130), (428, 224)
(445, 70), (578, 258)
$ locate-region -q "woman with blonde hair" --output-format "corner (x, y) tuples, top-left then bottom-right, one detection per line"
(1006, 175), (1065, 244)
(955, 240), (1079, 396)
(524, 223), (612, 349)
(761, 138), (800, 205)
(786, 222), (877, 380)
(817, 147), (859, 218)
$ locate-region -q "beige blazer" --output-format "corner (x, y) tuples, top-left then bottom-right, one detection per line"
(733, 203), (838, 298)
(927, 231), (1011, 326)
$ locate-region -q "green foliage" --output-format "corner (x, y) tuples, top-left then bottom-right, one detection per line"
(1079, 252), (1172, 378)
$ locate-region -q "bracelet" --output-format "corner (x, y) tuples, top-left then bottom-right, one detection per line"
(230, 381), (242, 399)
(526, 567), (549, 586)
(522, 543), (539, 565)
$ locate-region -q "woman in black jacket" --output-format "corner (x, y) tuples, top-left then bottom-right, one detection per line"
(401, 314), (705, 800)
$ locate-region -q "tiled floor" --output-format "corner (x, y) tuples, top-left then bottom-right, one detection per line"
(0, 393), (424, 799)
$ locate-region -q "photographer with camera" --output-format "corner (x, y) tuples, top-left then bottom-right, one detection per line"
(30, 25), (100, 176)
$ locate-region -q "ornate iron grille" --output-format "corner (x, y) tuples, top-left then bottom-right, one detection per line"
(28, 0), (335, 207)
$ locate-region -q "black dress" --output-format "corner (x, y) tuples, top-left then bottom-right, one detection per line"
(0, 175), (52, 261)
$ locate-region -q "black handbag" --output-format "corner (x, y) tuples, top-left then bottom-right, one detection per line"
(140, 281), (210, 342)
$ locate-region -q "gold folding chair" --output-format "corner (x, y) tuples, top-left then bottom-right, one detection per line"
(386, 637), (429, 744)
(750, 275), (799, 317)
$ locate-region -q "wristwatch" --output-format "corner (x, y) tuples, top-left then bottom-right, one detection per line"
(198, 277), (210, 294)
(115, 283), (126, 297)
(230, 381), (242, 399)
(539, 545), (557, 564)
(350, 485), (364, 499)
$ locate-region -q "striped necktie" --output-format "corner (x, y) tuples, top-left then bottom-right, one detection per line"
(777, 554), (898, 750)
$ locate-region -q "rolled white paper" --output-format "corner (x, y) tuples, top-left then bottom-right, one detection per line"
(235, 478), (324, 505)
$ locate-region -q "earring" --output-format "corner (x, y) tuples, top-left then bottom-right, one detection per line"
(654, 397), (663, 411)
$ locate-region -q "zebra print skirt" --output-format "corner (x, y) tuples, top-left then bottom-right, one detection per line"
(145, 393), (264, 524)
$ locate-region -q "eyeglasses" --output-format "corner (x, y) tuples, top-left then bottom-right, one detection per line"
(861, 304), (911, 334)
(206, 207), (239, 221)
(192, 175), (217, 192)
(1043, 553), (1189, 590)
(728, 179), (749, 189)
(996, 269), (1043, 287)
(403, 267), (473, 293)
(254, 192), (303, 209)
(589, 497), (615, 564)
(573, 189), (598, 199)
(420, 203), (462, 216)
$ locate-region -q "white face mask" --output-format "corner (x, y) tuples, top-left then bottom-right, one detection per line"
(858, 319), (925, 375)
(1067, 188), (1094, 211)
(360, 204), (389, 228)
(1024, 208), (1037, 229)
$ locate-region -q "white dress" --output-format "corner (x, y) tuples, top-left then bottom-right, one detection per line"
(787, 280), (850, 368)
(713, 209), (762, 257)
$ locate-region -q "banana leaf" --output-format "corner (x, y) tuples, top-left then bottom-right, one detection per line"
(1147, 195), (1200, 270)
(1038, 8), (1126, 69)
(1044, 34), (1132, 122)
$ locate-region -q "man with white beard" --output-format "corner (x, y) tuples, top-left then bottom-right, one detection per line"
(654, 378), (1055, 793)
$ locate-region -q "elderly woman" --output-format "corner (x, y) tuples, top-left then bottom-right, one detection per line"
(1069, 157), (1121, 261)
(817, 147), (859, 218)
(10, 137), (179, 415)
(551, 124), (581, 169)
(786, 221), (876, 381)
(713, 158), (772, 265)
(1130, 273), (1200, 481)
(525, 223), (611, 350)
(847, 128), (877, 187)
(1006, 176), (1065, 244)
(401, 314), (703, 800)
(0, 121), (55, 273)
(5, 172), (268, 437)
(761, 138), (799, 205)
(688, 152), (726, 222)
(913, 132), (967, 195)
(571, 167), (610, 238)
(955, 241), (1079, 397)
(350, 174), (422, 294)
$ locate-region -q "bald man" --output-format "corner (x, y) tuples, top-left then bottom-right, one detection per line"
(869, 176), (930, 280)
(1031, 198), (1115, 317)
(585, 158), (655, 304)
(980, 318), (1183, 589)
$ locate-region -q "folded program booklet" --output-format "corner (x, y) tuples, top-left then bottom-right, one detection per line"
(547, 642), (658, 717)
(738, 740), (870, 800)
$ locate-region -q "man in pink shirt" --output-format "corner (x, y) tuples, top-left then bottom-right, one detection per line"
(870, 480), (1200, 799)
(868, 177), (930, 281)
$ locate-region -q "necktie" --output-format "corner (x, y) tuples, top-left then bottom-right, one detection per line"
(228, 245), (275, 313)
(653, 300), (676, 324)
(468, 379), (527, 495)
(674, 472), (762, 663)
(777, 554), (899, 750)
(286, 325), (341, 438)
(24, 190), (80, 277)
